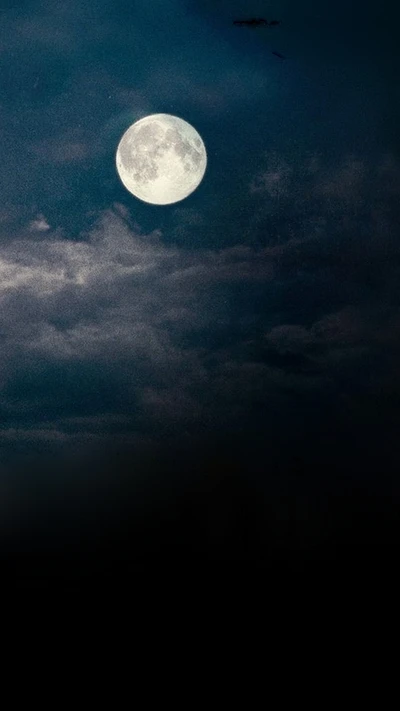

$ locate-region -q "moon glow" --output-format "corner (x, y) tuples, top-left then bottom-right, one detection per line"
(116, 113), (207, 205)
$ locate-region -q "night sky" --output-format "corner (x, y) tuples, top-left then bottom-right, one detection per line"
(1, 0), (400, 591)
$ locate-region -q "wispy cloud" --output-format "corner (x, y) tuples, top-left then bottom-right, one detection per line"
(28, 215), (51, 232)
(249, 155), (293, 198)
(29, 138), (89, 164)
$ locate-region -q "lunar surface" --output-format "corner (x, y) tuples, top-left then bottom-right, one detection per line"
(116, 113), (207, 205)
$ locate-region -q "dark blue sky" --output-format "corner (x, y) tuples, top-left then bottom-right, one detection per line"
(1, 1), (400, 586)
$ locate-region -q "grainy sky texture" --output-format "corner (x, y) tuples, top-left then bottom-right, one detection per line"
(1, 0), (400, 590)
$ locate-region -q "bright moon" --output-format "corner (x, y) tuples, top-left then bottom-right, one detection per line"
(116, 113), (207, 205)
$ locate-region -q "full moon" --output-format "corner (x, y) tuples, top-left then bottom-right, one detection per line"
(116, 113), (207, 205)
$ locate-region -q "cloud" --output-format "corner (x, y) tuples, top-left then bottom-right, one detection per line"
(315, 156), (366, 204)
(1, 146), (400, 473)
(249, 152), (399, 224)
(2, 2), (110, 55)
(28, 215), (51, 232)
(0, 207), (278, 443)
(29, 138), (89, 164)
(249, 156), (293, 198)
(265, 324), (315, 354)
(376, 154), (400, 197)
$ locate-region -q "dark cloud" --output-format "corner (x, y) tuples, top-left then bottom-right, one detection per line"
(0, 207), (278, 450)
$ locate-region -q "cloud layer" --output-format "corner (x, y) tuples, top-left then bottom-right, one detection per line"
(1, 145), (400, 470)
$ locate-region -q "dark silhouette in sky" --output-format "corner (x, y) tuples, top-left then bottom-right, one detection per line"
(233, 18), (281, 27)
